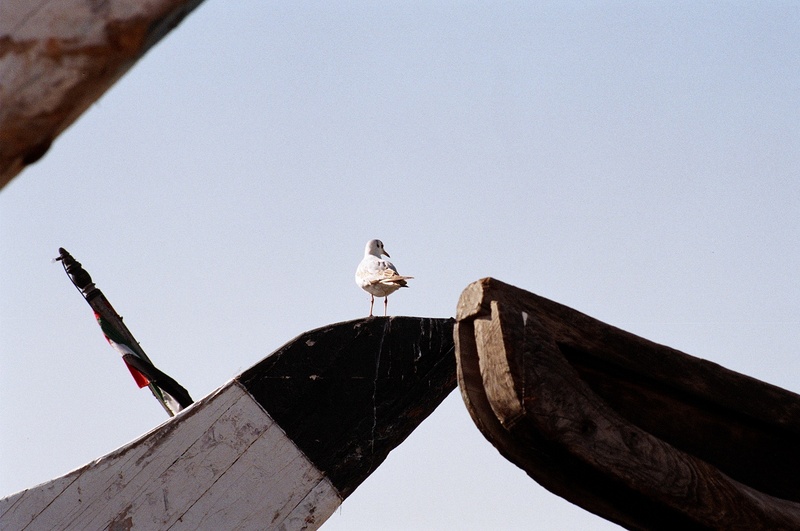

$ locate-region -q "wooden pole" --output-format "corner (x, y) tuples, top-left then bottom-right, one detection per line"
(57, 247), (194, 416)
(0, 0), (206, 189)
(0, 317), (456, 530)
(456, 277), (800, 530)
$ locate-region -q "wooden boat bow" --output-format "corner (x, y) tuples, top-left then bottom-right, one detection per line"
(1, 317), (456, 530)
(455, 277), (800, 530)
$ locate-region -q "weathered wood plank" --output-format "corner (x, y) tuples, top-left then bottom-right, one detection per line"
(1, 317), (456, 530)
(0, 0), (206, 189)
(0, 380), (244, 529)
(456, 277), (800, 530)
(0, 382), (315, 530)
(174, 423), (337, 530)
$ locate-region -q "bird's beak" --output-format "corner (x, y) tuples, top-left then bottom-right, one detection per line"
(383, 250), (390, 258)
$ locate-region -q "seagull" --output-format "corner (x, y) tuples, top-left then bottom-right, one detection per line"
(355, 239), (413, 317)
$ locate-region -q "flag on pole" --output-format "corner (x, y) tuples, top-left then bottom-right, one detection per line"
(56, 248), (193, 417)
(94, 310), (190, 416)
(95, 311), (151, 387)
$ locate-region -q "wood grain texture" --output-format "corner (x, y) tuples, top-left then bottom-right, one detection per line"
(0, 0), (205, 188)
(456, 277), (800, 530)
(0, 382), (340, 531)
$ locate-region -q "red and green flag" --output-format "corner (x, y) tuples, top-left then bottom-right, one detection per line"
(57, 248), (193, 417)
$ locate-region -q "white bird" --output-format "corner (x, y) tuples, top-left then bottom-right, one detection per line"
(355, 239), (413, 317)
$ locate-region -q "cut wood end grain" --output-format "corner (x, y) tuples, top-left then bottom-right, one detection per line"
(455, 277), (495, 321)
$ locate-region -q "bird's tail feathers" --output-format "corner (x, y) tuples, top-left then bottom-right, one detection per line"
(373, 275), (414, 286)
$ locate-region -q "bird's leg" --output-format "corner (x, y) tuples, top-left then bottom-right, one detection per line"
(384, 296), (388, 317)
(369, 294), (374, 317)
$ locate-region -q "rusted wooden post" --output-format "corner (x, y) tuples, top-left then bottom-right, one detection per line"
(0, 0), (206, 189)
(456, 277), (800, 529)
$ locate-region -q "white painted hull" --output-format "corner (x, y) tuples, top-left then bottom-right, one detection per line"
(1, 382), (340, 530)
(1, 317), (456, 531)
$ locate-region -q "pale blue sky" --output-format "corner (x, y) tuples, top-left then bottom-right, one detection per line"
(2, 3), (798, 529)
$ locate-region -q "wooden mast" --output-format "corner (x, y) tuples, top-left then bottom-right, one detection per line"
(455, 277), (800, 529)
(0, 317), (456, 530)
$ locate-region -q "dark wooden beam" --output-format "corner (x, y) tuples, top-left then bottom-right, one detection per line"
(238, 316), (457, 499)
(456, 277), (800, 530)
(0, 0), (206, 189)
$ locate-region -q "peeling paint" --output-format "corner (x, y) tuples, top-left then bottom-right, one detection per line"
(108, 506), (133, 531)
(0, 0), (207, 189)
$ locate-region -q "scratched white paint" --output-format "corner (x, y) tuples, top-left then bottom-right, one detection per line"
(0, 381), (341, 531)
